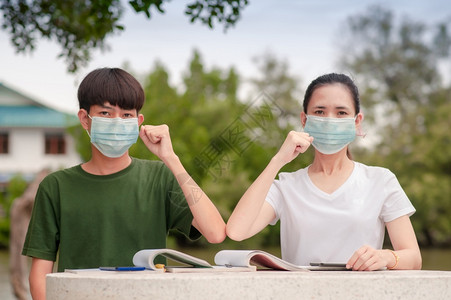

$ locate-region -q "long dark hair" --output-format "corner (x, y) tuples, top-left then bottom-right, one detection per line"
(303, 73), (360, 159)
(303, 73), (360, 115)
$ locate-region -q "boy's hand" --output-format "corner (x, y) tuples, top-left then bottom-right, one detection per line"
(139, 125), (176, 162)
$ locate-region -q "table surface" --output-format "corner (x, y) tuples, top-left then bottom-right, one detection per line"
(47, 269), (451, 300)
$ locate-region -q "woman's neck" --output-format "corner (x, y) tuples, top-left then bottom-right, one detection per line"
(307, 149), (355, 194)
(309, 149), (353, 176)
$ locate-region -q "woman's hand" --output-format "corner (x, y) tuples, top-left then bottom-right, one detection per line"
(273, 131), (313, 166)
(346, 245), (392, 271)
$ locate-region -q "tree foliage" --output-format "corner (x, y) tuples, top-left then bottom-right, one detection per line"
(339, 5), (451, 247)
(0, 175), (27, 248)
(0, 0), (249, 72)
(53, 4), (451, 249)
(65, 49), (307, 248)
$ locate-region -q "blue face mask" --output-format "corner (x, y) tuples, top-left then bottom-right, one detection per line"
(87, 115), (139, 158)
(303, 115), (356, 155)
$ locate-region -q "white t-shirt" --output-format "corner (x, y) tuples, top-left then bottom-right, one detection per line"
(266, 162), (415, 266)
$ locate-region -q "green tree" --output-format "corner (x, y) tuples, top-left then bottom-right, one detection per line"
(250, 51), (303, 127)
(247, 51), (312, 175)
(338, 5), (451, 247)
(0, 175), (27, 247)
(0, 0), (249, 72)
(128, 50), (249, 246)
(339, 5), (443, 124)
(67, 49), (308, 249)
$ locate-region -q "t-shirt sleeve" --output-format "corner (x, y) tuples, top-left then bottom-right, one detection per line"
(165, 170), (201, 241)
(380, 170), (416, 223)
(265, 180), (283, 226)
(22, 176), (60, 261)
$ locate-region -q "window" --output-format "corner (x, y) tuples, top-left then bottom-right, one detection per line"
(0, 133), (8, 154)
(45, 133), (66, 154)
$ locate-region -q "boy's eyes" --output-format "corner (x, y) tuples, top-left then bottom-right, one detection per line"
(97, 111), (135, 118)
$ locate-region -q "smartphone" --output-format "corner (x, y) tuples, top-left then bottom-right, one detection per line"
(310, 262), (347, 268)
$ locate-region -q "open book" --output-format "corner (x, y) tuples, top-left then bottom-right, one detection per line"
(214, 250), (310, 271)
(132, 249), (349, 272)
(133, 248), (329, 272)
(133, 249), (212, 269)
(132, 249), (256, 273)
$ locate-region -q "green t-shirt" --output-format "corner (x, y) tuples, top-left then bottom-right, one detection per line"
(22, 158), (200, 272)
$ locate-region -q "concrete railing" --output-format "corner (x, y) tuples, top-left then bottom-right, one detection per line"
(47, 269), (451, 299)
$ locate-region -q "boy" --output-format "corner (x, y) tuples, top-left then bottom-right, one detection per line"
(22, 68), (226, 300)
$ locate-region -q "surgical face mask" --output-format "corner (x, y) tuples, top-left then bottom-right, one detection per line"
(303, 115), (356, 155)
(87, 115), (139, 158)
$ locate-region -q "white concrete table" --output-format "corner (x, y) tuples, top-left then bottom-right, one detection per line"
(47, 269), (451, 300)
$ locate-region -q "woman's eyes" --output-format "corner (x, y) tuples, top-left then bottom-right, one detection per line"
(313, 111), (349, 116)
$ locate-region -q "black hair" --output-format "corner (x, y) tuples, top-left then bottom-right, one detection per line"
(77, 68), (145, 112)
(303, 73), (360, 115)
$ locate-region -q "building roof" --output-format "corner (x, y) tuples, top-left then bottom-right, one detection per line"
(0, 82), (78, 128)
(0, 105), (78, 128)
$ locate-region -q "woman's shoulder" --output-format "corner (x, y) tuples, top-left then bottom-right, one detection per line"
(354, 162), (396, 178)
(277, 166), (309, 182)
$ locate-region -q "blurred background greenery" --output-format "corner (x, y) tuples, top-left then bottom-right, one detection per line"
(0, 4), (450, 270)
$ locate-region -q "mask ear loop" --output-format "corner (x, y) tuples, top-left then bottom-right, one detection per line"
(355, 114), (367, 138)
(86, 114), (93, 138)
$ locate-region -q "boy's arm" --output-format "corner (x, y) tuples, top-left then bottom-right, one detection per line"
(166, 156), (226, 243)
(29, 258), (54, 300)
(139, 125), (226, 243)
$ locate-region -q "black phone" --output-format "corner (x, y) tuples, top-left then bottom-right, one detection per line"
(310, 262), (347, 268)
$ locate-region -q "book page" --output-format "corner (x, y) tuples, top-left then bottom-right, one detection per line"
(214, 250), (309, 271)
(133, 249), (212, 269)
(214, 250), (256, 267)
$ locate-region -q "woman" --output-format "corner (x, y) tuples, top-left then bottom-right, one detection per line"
(226, 73), (422, 271)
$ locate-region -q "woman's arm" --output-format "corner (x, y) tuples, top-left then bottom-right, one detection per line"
(346, 215), (422, 271)
(385, 215), (422, 269)
(227, 131), (313, 241)
(29, 258), (54, 300)
(226, 158), (282, 241)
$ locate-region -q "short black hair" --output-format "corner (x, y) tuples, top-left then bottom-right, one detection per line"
(77, 68), (145, 112)
(303, 73), (360, 115)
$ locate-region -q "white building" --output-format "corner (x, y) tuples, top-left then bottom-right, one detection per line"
(0, 82), (81, 183)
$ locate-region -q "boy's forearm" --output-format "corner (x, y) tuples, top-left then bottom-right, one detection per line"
(29, 258), (54, 300)
(164, 154), (226, 243)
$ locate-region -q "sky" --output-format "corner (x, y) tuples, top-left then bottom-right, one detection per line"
(0, 0), (450, 114)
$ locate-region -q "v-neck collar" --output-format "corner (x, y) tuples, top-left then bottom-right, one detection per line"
(304, 161), (358, 199)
